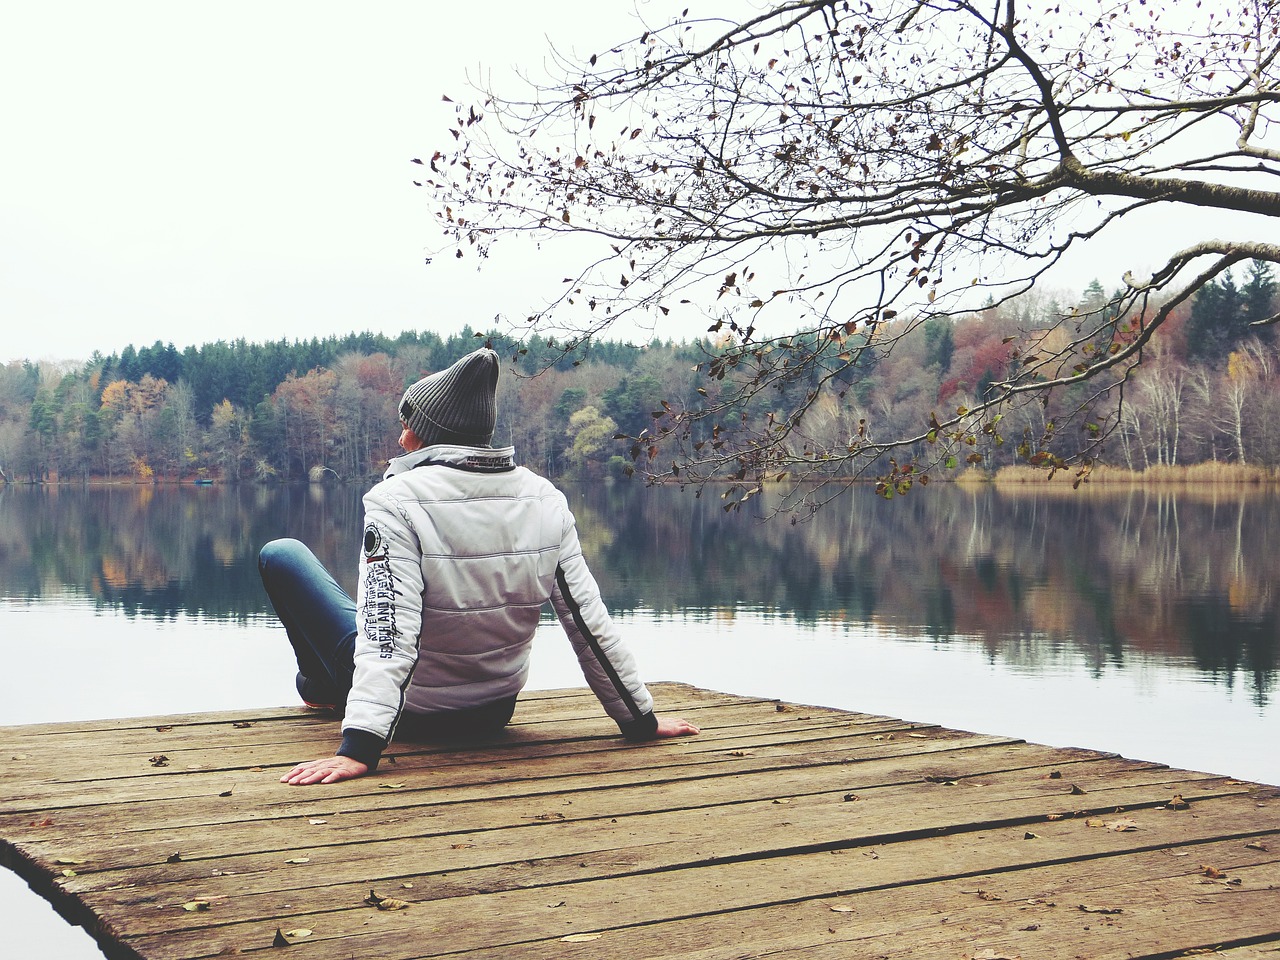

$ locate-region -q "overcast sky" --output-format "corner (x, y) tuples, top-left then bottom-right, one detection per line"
(2, 1), (1268, 368)
(1, 1), (687, 365)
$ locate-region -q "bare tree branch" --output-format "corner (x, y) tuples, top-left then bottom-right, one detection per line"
(426, 0), (1280, 507)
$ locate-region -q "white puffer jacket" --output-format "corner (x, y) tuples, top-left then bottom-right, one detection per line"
(339, 444), (656, 766)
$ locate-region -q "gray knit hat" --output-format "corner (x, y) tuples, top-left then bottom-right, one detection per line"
(399, 348), (499, 447)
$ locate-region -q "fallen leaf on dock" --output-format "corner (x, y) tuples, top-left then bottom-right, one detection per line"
(364, 889), (410, 910)
(155, 726), (172, 732)
(1245, 841), (1269, 851)
(1069, 784), (1086, 795)
(1078, 904), (1122, 915)
(560, 933), (603, 943)
(232, 721), (252, 729)
(378, 782), (406, 789)
(285, 858), (311, 864)
(54, 857), (85, 865)
(1201, 864), (1226, 879)
(282, 929), (312, 939)
(11, 754), (28, 760)
(149, 755), (170, 767)
(182, 899), (211, 912)
(166, 853), (182, 863)
(1086, 818), (1137, 831)
(1165, 794), (1189, 810)
(825, 904), (855, 913)
(308, 818), (328, 825)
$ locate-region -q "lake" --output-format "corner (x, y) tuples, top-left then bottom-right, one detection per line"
(1, 479), (1277, 957)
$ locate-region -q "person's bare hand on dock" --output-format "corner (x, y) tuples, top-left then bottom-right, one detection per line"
(280, 755), (369, 785)
(655, 716), (700, 737)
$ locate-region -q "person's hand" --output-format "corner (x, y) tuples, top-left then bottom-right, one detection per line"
(280, 755), (369, 785)
(654, 716), (701, 737)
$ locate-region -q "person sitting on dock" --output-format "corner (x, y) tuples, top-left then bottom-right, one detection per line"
(258, 347), (700, 785)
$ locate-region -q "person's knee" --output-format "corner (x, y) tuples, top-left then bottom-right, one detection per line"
(259, 538), (306, 577)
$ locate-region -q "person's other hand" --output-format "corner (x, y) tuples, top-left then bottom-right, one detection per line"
(654, 716), (701, 737)
(280, 755), (369, 785)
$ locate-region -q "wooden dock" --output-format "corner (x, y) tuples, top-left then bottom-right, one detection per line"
(1, 683), (1278, 960)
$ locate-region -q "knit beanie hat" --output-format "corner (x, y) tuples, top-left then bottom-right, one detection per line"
(399, 348), (499, 447)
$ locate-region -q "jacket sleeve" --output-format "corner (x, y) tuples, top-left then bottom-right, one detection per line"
(549, 503), (658, 740)
(338, 491), (425, 769)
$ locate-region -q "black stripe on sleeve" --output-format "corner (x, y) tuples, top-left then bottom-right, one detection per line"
(555, 564), (648, 724)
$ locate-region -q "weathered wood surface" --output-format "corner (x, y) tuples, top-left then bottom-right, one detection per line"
(1, 683), (1277, 960)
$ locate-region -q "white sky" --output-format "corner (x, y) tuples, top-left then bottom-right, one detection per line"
(0, 1), (682, 366)
(1, 1), (1269, 367)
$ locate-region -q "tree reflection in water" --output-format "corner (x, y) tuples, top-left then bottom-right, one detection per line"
(0, 480), (1275, 705)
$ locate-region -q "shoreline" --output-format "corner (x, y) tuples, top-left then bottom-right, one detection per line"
(4, 461), (1279, 489)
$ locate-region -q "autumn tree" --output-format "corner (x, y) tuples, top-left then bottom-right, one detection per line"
(270, 369), (339, 480)
(209, 399), (248, 480)
(331, 352), (401, 479)
(565, 405), (619, 477)
(96, 373), (171, 480)
(429, 0), (1280, 507)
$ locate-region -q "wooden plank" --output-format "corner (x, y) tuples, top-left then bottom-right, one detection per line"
(17, 746), (1182, 862)
(38, 757), (1233, 883)
(115, 830), (1280, 960)
(0, 720), (1013, 812)
(2, 685), (1277, 960)
(69, 781), (1275, 934)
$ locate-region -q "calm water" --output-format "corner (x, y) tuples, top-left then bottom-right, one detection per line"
(1, 480), (1278, 957)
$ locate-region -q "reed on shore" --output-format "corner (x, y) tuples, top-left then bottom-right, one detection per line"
(989, 462), (1279, 485)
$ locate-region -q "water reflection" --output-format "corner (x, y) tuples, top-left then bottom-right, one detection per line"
(0, 481), (1276, 703)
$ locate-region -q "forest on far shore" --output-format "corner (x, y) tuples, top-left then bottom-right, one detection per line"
(1, 265), (1277, 486)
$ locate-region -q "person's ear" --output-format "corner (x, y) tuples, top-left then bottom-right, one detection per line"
(400, 423), (425, 452)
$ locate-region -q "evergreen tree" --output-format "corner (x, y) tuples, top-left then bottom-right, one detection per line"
(1242, 260), (1278, 337)
(602, 375), (663, 437)
(1185, 271), (1247, 362)
(923, 317), (955, 373)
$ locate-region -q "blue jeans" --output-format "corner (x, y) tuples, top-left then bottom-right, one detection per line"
(258, 538), (356, 706)
(258, 538), (518, 734)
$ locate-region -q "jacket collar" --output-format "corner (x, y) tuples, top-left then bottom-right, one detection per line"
(384, 444), (516, 479)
